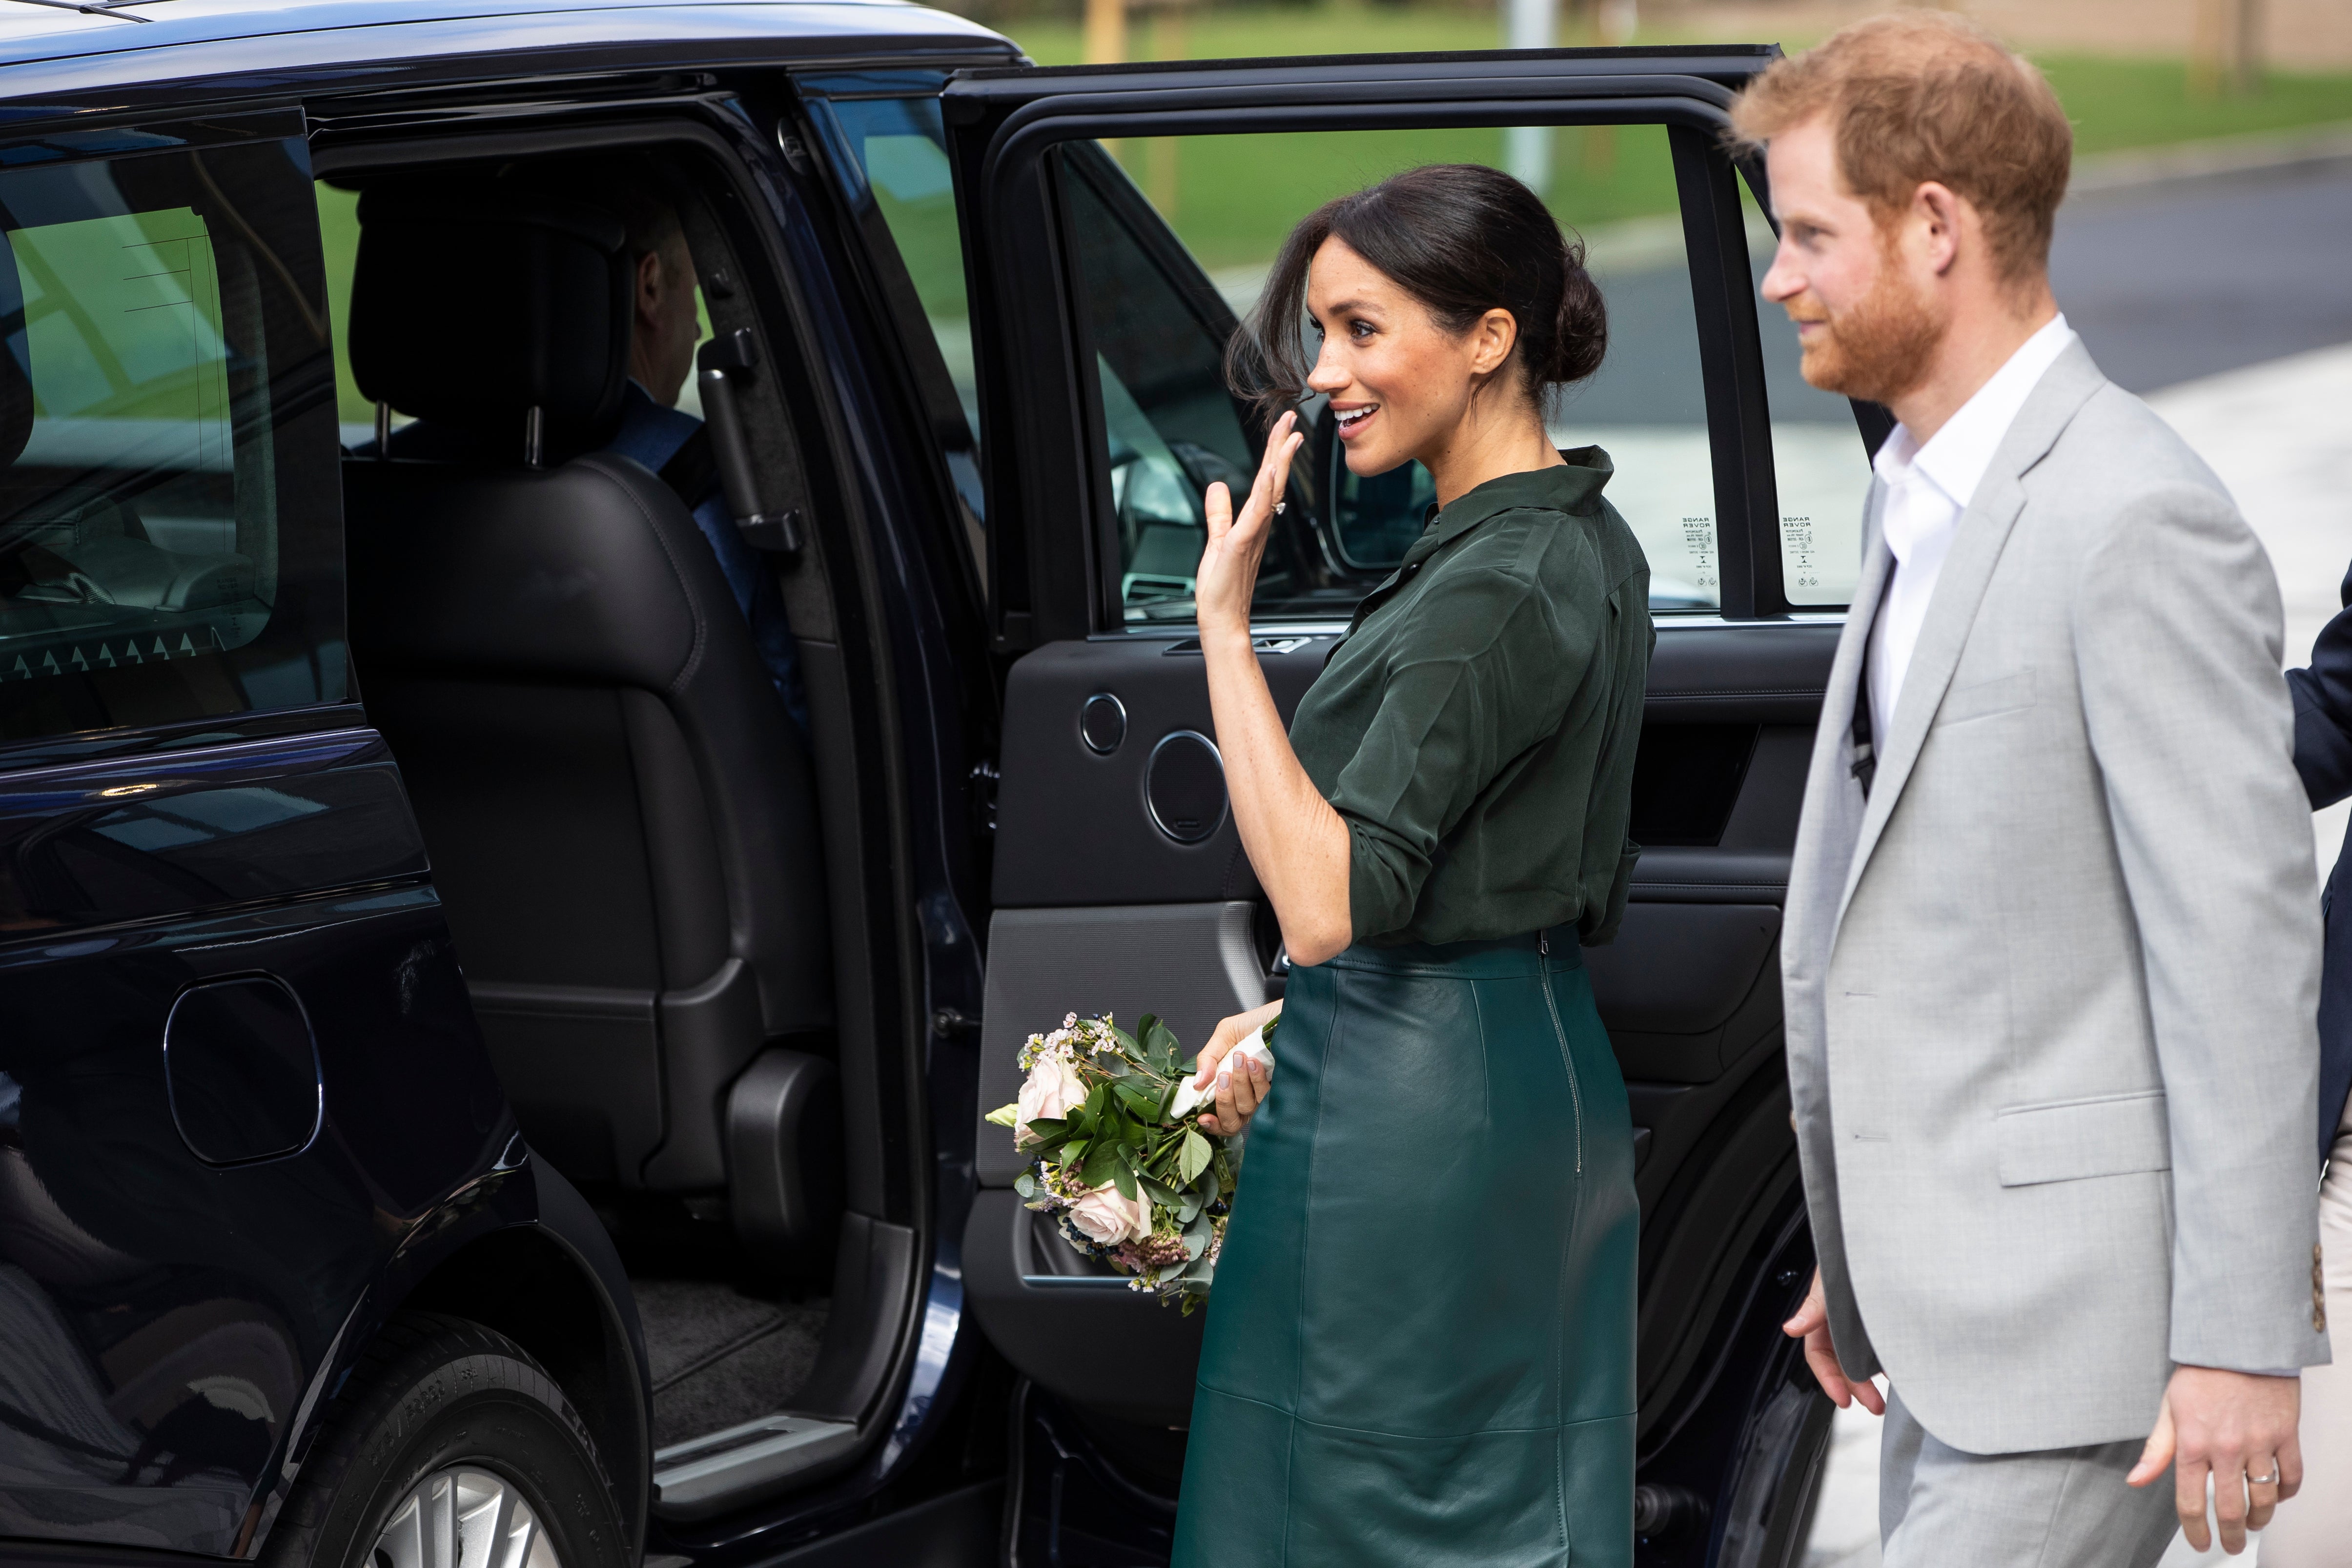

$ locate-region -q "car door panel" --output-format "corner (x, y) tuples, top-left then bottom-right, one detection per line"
(977, 901), (1262, 1191)
(988, 636), (1329, 908)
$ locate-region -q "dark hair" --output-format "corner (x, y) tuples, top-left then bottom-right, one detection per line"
(1228, 163), (1607, 420)
(513, 154), (686, 265)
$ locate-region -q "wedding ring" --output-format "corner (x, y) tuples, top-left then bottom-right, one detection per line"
(1272, 501), (1287, 516)
(2249, 1466), (2281, 1487)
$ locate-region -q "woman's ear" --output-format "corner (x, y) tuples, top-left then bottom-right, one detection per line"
(1468, 307), (1519, 378)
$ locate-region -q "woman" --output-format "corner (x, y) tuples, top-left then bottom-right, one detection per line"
(1173, 164), (1651, 1567)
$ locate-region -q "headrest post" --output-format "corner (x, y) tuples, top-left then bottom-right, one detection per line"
(524, 406), (545, 470)
(374, 401), (391, 462)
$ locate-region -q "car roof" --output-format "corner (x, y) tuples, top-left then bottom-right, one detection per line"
(0, 0), (1016, 96)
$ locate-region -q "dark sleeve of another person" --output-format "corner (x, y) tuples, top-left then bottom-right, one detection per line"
(2291, 562), (2352, 810)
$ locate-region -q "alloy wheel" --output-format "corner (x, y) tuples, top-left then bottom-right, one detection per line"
(371, 1466), (562, 1568)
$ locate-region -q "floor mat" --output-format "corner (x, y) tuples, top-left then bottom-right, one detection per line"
(633, 1277), (830, 1450)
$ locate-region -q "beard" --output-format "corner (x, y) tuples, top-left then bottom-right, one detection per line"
(1788, 246), (1946, 406)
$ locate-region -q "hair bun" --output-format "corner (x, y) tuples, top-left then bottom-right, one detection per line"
(1549, 238), (1608, 387)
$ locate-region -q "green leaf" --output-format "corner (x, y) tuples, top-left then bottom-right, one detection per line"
(1139, 1176), (1185, 1213)
(984, 1103), (1022, 1129)
(1013, 1171), (1036, 1199)
(1025, 1117), (1067, 1139)
(1179, 1128), (1212, 1186)
(1111, 1158), (1138, 1202)
(1059, 1139), (1086, 1168)
(1114, 1079), (1160, 1119)
(1261, 1011), (1280, 1045)
(1080, 1141), (1123, 1192)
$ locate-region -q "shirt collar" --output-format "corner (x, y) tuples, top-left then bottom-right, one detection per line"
(1403, 447), (1615, 568)
(1872, 313), (2078, 512)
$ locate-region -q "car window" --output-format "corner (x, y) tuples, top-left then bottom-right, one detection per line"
(1741, 184), (1875, 608)
(805, 89), (987, 529)
(1055, 126), (1727, 627)
(0, 135), (344, 745)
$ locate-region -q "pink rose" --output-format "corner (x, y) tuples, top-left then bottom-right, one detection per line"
(1066, 1181), (1150, 1247)
(1016, 1054), (1086, 1146)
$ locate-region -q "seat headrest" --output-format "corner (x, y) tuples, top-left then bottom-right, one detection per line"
(349, 182), (632, 457)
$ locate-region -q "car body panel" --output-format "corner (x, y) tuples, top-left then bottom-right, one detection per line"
(0, 1), (1014, 111)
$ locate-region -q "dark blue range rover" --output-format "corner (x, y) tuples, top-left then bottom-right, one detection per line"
(0, 4), (1876, 1565)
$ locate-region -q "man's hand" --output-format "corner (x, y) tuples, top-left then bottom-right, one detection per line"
(1783, 1267), (1885, 1414)
(2127, 1366), (2302, 1555)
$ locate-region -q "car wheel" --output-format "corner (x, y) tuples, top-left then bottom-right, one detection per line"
(261, 1311), (631, 1568)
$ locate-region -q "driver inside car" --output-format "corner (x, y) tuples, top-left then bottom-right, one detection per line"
(369, 159), (808, 738)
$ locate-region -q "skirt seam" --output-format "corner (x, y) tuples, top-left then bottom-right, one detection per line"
(1541, 964), (1586, 1566)
(1469, 976), (1493, 1135)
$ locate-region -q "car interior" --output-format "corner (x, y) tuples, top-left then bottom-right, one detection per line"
(313, 129), (922, 1522)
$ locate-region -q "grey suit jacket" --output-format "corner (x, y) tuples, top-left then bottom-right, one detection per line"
(1782, 340), (2329, 1456)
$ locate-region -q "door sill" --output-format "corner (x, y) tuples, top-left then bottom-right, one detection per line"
(651, 1412), (861, 1520)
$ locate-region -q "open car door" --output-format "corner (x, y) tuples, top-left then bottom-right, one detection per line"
(946, 49), (1878, 1568)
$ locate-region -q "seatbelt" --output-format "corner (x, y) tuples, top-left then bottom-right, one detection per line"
(656, 425), (720, 511)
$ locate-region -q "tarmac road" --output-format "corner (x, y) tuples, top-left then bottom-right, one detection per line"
(2055, 160), (2352, 394)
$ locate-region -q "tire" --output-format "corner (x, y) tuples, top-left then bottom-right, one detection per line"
(261, 1311), (632, 1568)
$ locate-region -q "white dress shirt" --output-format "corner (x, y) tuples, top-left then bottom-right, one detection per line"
(1865, 313), (2079, 741)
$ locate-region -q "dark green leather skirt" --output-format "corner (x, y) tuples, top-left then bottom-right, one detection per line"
(1171, 931), (1636, 1568)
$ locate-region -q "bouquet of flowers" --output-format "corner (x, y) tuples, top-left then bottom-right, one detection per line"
(985, 1011), (1274, 1312)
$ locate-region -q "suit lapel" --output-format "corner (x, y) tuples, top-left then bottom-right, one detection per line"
(1831, 343), (2107, 934)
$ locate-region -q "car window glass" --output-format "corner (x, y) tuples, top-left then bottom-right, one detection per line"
(813, 93), (986, 527)
(1057, 126), (1723, 626)
(0, 137), (344, 745)
(1743, 183), (1873, 607)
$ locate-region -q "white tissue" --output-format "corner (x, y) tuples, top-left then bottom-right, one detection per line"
(1168, 1022), (1276, 1120)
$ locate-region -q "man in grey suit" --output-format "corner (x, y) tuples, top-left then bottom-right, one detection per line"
(1732, 14), (2329, 1564)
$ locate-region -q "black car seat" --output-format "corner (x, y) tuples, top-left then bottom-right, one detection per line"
(341, 183), (832, 1195)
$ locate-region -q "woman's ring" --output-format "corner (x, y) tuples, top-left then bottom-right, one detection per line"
(2249, 1466), (2281, 1487)
(1273, 501), (1287, 516)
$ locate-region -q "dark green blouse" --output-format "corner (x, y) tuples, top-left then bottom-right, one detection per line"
(1290, 450), (1654, 949)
